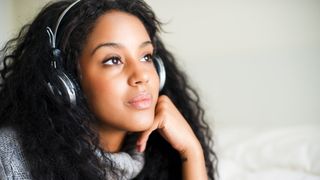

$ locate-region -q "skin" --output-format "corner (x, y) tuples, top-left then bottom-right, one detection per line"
(79, 10), (207, 179)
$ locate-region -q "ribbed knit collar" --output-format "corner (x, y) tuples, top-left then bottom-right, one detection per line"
(95, 134), (145, 180)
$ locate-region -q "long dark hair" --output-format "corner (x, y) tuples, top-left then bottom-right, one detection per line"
(0, 0), (217, 179)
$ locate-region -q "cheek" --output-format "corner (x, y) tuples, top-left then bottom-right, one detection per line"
(82, 75), (131, 128)
(151, 70), (160, 97)
(149, 66), (160, 87)
(83, 75), (126, 107)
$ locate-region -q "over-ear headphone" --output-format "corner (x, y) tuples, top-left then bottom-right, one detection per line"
(46, 0), (166, 105)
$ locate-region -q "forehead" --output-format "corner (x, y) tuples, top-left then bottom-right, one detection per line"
(84, 10), (151, 49)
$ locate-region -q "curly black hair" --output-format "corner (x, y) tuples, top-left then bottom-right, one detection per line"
(0, 0), (217, 179)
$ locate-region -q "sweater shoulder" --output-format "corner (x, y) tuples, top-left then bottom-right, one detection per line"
(0, 126), (31, 179)
(0, 127), (21, 155)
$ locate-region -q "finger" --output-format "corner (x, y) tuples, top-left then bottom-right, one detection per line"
(136, 131), (151, 152)
(136, 121), (159, 152)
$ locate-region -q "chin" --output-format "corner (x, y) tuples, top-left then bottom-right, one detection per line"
(127, 114), (154, 132)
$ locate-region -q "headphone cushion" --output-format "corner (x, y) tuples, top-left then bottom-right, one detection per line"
(47, 70), (77, 105)
(154, 57), (166, 91)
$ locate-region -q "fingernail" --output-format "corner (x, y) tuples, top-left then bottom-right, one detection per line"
(136, 145), (141, 152)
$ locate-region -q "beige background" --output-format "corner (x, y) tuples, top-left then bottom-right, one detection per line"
(1, 0), (319, 129)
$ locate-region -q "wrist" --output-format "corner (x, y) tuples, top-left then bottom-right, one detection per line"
(179, 140), (204, 163)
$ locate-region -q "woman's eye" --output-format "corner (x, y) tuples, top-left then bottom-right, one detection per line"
(141, 54), (153, 62)
(103, 56), (122, 65)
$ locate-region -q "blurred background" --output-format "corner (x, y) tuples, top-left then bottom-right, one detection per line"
(1, 0), (320, 179)
(1, 0), (319, 128)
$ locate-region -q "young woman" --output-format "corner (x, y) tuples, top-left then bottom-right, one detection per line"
(0, 0), (217, 179)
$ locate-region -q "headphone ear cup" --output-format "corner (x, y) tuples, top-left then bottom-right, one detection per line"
(47, 70), (77, 105)
(153, 56), (166, 91)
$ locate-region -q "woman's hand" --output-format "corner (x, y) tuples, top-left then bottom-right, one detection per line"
(136, 95), (208, 180)
(136, 95), (200, 155)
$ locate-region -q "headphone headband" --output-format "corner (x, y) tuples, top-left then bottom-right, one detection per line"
(47, 0), (81, 48)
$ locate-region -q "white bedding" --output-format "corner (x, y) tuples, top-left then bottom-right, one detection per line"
(215, 125), (320, 180)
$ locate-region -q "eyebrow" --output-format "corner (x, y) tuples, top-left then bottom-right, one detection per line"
(91, 41), (153, 56)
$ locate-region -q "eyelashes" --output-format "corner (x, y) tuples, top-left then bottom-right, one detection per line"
(102, 56), (122, 65)
(102, 54), (153, 66)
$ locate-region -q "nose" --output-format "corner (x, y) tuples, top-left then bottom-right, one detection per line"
(128, 62), (150, 87)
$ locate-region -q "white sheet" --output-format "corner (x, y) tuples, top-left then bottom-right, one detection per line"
(215, 125), (320, 180)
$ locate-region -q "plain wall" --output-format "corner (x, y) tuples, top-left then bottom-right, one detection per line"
(0, 1), (15, 48)
(1, 0), (320, 129)
(146, 0), (320, 128)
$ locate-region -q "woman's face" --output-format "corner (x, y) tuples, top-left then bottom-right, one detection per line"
(79, 11), (159, 132)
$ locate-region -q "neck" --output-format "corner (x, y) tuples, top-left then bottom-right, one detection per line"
(97, 125), (127, 153)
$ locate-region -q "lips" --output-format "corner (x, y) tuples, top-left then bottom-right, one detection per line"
(127, 92), (153, 110)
